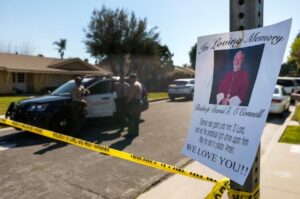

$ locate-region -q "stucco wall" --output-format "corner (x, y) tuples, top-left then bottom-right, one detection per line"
(0, 72), (73, 94)
(0, 71), (13, 94)
(29, 73), (73, 92)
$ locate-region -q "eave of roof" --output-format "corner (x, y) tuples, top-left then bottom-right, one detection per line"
(48, 58), (100, 71)
(0, 53), (111, 75)
(1, 68), (106, 75)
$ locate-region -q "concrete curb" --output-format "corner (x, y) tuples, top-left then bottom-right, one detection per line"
(262, 106), (296, 164)
(0, 127), (14, 132)
(148, 98), (169, 102)
(0, 115), (14, 132)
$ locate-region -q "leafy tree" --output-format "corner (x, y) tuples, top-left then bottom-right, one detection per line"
(279, 61), (297, 76)
(53, 38), (67, 59)
(159, 45), (174, 69)
(288, 33), (300, 68)
(189, 43), (197, 70)
(84, 6), (164, 76)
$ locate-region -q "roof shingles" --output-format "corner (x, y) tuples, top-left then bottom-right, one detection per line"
(0, 53), (110, 75)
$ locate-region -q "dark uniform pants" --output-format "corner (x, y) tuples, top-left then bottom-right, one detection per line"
(71, 101), (87, 132)
(127, 100), (141, 136)
(115, 97), (128, 129)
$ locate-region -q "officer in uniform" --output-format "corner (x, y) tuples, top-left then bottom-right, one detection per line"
(71, 76), (90, 132)
(114, 75), (130, 131)
(125, 73), (142, 138)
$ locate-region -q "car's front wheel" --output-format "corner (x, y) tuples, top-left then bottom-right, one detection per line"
(169, 95), (175, 101)
(50, 112), (72, 134)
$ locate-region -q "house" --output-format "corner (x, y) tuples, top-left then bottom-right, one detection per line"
(0, 53), (111, 94)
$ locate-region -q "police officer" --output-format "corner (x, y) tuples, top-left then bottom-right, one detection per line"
(114, 75), (130, 131)
(125, 73), (143, 138)
(71, 76), (90, 132)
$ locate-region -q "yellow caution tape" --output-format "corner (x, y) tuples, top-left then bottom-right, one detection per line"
(205, 177), (260, 199)
(205, 177), (230, 199)
(2, 118), (261, 198)
(228, 183), (260, 199)
(0, 118), (217, 183)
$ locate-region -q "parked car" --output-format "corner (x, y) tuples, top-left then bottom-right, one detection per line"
(168, 78), (195, 100)
(292, 77), (300, 86)
(276, 77), (300, 95)
(269, 85), (290, 114)
(5, 76), (148, 133)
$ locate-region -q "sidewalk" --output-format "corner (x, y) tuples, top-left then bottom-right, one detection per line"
(261, 143), (300, 198)
(261, 119), (300, 199)
(138, 112), (300, 199)
(138, 161), (224, 199)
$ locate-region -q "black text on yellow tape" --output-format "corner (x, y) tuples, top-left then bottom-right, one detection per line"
(205, 178), (230, 199)
(228, 184), (260, 199)
(0, 118), (217, 183)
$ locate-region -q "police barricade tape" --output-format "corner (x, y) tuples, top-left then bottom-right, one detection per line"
(204, 178), (230, 199)
(228, 184), (260, 199)
(205, 178), (260, 199)
(0, 118), (217, 184)
(1, 118), (262, 198)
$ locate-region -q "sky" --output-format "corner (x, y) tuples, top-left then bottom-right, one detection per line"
(0, 0), (299, 66)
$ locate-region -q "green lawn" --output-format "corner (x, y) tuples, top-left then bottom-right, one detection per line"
(0, 96), (28, 115)
(292, 104), (300, 123)
(280, 125), (300, 144)
(0, 93), (167, 115)
(148, 92), (168, 100)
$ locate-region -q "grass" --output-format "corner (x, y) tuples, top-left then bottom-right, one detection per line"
(148, 92), (168, 100)
(0, 93), (168, 115)
(291, 104), (300, 123)
(280, 104), (300, 144)
(280, 125), (300, 144)
(0, 93), (168, 114)
(0, 96), (28, 115)
(0, 93), (166, 128)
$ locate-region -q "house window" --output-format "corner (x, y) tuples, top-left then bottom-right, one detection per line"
(12, 73), (25, 83)
(17, 73), (25, 83)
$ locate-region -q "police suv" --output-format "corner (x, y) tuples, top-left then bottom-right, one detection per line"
(5, 76), (148, 133)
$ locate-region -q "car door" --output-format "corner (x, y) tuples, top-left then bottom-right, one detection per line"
(86, 79), (116, 118)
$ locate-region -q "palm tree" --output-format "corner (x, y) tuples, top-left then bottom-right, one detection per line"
(53, 39), (67, 59)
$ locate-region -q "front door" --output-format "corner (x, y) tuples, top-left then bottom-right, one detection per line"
(12, 73), (27, 93)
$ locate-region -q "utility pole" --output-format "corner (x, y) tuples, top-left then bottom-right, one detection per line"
(229, 0), (263, 197)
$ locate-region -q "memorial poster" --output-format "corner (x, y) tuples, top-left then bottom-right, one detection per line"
(182, 19), (292, 185)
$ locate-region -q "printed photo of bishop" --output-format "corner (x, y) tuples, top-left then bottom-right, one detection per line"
(209, 44), (265, 106)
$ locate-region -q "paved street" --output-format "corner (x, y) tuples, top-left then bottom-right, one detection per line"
(0, 100), (289, 199)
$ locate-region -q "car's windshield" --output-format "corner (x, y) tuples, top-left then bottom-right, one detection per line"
(51, 81), (76, 96)
(51, 80), (89, 96)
